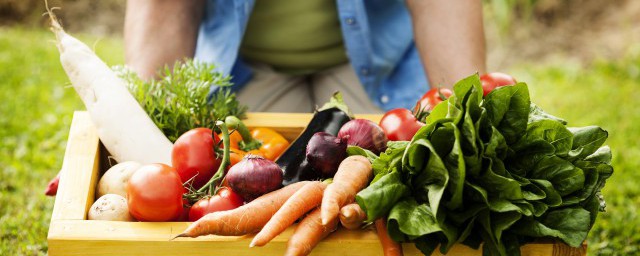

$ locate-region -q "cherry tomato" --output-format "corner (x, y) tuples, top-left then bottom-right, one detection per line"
(379, 108), (425, 141)
(172, 128), (221, 189)
(414, 88), (453, 113)
(188, 187), (244, 221)
(127, 163), (185, 222)
(480, 72), (517, 96)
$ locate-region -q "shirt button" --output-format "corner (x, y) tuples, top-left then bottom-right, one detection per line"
(380, 95), (389, 104)
(360, 68), (370, 76)
(345, 17), (356, 25)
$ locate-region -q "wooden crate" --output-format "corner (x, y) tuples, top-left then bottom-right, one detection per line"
(48, 111), (587, 256)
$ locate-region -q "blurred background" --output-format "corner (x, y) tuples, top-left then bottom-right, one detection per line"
(1, 0), (638, 255)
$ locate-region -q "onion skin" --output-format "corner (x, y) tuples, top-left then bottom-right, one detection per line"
(306, 132), (348, 178)
(226, 155), (284, 201)
(338, 119), (388, 154)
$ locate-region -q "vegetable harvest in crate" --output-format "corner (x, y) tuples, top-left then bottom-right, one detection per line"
(47, 8), (612, 255)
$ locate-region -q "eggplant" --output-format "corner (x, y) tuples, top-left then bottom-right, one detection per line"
(277, 92), (353, 186)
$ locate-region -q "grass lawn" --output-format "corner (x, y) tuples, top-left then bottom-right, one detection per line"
(1, 27), (638, 255)
(0, 27), (123, 255)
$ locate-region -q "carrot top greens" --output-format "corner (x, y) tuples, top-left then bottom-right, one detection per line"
(115, 60), (247, 142)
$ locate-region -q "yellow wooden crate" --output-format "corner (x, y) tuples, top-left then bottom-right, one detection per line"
(48, 111), (587, 256)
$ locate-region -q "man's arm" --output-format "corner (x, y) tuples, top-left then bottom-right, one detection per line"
(406, 0), (487, 88)
(124, 0), (205, 80)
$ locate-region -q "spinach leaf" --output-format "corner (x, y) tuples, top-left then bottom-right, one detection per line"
(346, 145), (378, 162)
(567, 126), (608, 160)
(528, 103), (567, 125)
(369, 141), (408, 183)
(452, 74), (484, 108)
(442, 123), (466, 210)
(483, 83), (531, 145)
(529, 156), (585, 196)
(425, 98), (450, 124)
(388, 198), (459, 253)
(512, 207), (590, 247)
(513, 120), (573, 157)
(356, 171), (409, 222)
(531, 179), (562, 207)
(407, 138), (449, 215)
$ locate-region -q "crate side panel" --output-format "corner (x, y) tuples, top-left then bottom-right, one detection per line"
(47, 220), (583, 256)
(50, 111), (100, 221)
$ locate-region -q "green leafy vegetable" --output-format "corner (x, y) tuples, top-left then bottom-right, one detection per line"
(114, 60), (247, 142)
(355, 74), (613, 255)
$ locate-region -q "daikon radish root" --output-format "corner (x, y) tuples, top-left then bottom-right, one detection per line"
(339, 203), (366, 230)
(46, 5), (172, 165)
(321, 155), (373, 225)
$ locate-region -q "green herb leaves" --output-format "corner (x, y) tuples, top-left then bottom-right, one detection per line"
(354, 74), (613, 255)
(115, 60), (247, 142)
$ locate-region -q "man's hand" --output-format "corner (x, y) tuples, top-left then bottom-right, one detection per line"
(407, 0), (487, 88)
(125, 0), (205, 80)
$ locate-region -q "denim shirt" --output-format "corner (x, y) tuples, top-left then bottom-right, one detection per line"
(194, 0), (430, 111)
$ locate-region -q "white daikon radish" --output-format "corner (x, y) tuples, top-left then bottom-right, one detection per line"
(47, 9), (172, 165)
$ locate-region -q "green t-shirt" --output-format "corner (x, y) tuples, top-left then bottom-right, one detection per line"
(240, 0), (348, 75)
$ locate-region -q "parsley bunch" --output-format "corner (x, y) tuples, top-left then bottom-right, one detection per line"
(115, 60), (247, 142)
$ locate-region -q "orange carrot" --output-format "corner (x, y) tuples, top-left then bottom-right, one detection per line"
(321, 155), (373, 225)
(285, 207), (339, 256)
(339, 203), (367, 230)
(375, 218), (403, 256)
(250, 181), (327, 247)
(175, 181), (309, 238)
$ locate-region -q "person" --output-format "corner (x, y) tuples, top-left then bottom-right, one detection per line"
(124, 0), (486, 113)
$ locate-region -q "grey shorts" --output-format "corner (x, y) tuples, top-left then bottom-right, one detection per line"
(237, 63), (383, 114)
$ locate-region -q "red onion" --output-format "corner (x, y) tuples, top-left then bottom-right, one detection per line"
(338, 119), (388, 154)
(44, 173), (60, 196)
(226, 155), (283, 201)
(306, 132), (348, 178)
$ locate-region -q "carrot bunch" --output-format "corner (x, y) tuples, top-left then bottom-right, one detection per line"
(176, 155), (401, 256)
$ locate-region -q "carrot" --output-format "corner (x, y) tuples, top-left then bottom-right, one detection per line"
(250, 181), (327, 247)
(375, 218), (403, 256)
(175, 181), (309, 238)
(46, 5), (172, 165)
(284, 207), (339, 256)
(339, 203), (367, 230)
(321, 155), (373, 225)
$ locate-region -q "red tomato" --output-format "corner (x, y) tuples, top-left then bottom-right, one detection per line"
(480, 72), (517, 96)
(177, 199), (191, 221)
(172, 128), (221, 189)
(379, 108), (425, 141)
(414, 88), (453, 113)
(188, 187), (244, 221)
(127, 164), (185, 222)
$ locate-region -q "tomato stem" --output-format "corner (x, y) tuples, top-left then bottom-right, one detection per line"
(412, 104), (430, 123)
(225, 116), (262, 151)
(198, 120), (231, 195)
(437, 87), (449, 101)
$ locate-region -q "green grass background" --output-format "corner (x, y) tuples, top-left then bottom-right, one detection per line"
(1, 27), (639, 255)
(0, 27), (123, 255)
